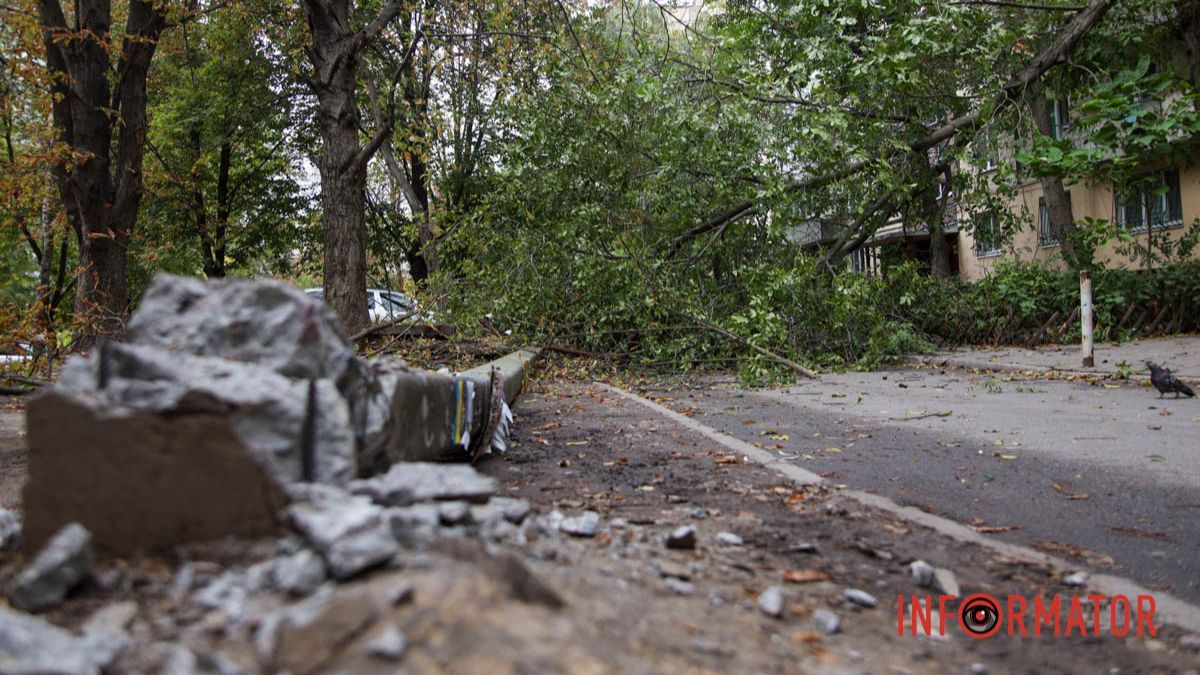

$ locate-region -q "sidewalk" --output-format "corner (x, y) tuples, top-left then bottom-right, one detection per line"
(908, 335), (1200, 379)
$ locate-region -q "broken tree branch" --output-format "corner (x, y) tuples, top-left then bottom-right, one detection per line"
(692, 315), (818, 379)
(350, 312), (417, 343)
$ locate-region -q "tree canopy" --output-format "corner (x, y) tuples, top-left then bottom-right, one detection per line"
(2, 0), (1198, 373)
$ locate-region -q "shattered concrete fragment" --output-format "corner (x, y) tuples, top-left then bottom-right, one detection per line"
(664, 578), (696, 596)
(843, 588), (878, 608)
(439, 501), (473, 526)
(715, 532), (744, 547)
(366, 624), (408, 661)
(910, 560), (935, 588)
(933, 568), (960, 598)
(1063, 571), (1089, 588)
(758, 586), (786, 618)
(273, 550), (327, 596)
(0, 508), (20, 551)
(560, 511), (600, 537)
(127, 273), (353, 383)
(388, 504), (444, 546)
(81, 600), (139, 635)
(666, 526), (698, 550)
(471, 497), (531, 525)
(8, 522), (94, 612)
(288, 487), (398, 580)
(0, 607), (111, 674)
(24, 348), (330, 553)
(349, 462), (498, 506)
(811, 609), (841, 635)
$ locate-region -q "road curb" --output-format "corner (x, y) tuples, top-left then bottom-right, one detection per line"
(598, 381), (1200, 635)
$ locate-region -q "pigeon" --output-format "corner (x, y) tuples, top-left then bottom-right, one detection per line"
(1146, 361), (1195, 399)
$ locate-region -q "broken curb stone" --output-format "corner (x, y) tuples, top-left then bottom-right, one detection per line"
(560, 511), (601, 537)
(349, 462), (498, 506)
(758, 585), (786, 618)
(843, 588), (878, 608)
(666, 525), (698, 550)
(8, 522), (95, 612)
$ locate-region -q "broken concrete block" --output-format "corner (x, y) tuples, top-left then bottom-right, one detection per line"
(0, 508), (20, 551)
(126, 274), (399, 474)
(23, 384), (291, 556)
(560, 511), (600, 537)
(349, 462), (498, 506)
(8, 522), (94, 612)
(126, 273), (353, 383)
(288, 487), (398, 580)
(57, 343), (357, 485)
(0, 607), (112, 674)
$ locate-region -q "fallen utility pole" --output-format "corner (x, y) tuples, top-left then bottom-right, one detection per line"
(379, 348), (541, 465)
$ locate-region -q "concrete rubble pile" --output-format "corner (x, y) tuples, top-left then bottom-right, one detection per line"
(0, 274), (568, 673)
(22, 274), (521, 555)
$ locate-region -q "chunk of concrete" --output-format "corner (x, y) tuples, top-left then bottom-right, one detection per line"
(8, 523), (94, 612)
(349, 462), (498, 506)
(273, 550), (327, 597)
(56, 343), (356, 485)
(288, 487), (398, 580)
(126, 273), (353, 382)
(0, 508), (20, 551)
(0, 607), (111, 674)
(23, 383), (290, 555)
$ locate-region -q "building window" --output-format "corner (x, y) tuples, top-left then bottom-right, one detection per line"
(972, 127), (998, 172)
(1115, 169), (1183, 233)
(975, 211), (1002, 257)
(1049, 98), (1071, 140)
(1038, 192), (1071, 247)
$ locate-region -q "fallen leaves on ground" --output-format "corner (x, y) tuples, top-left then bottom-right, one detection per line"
(1110, 526), (1171, 541)
(1031, 539), (1115, 567)
(783, 569), (832, 583)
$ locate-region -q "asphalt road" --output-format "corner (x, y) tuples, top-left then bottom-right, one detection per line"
(639, 367), (1200, 604)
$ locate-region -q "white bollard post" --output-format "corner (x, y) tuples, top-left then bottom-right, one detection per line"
(1080, 270), (1094, 368)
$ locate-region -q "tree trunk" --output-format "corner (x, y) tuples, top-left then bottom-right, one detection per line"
(39, 0), (167, 346)
(1179, 0), (1200, 91)
(302, 0), (406, 334)
(1029, 90), (1080, 266)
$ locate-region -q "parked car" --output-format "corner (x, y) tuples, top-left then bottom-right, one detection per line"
(0, 343), (31, 365)
(303, 287), (428, 324)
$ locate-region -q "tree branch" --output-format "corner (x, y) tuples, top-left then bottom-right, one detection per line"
(673, 0), (1117, 254)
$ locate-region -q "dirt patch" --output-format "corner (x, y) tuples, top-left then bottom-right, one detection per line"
(473, 381), (1200, 673)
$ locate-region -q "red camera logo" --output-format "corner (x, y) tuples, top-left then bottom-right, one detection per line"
(897, 593), (1158, 638)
